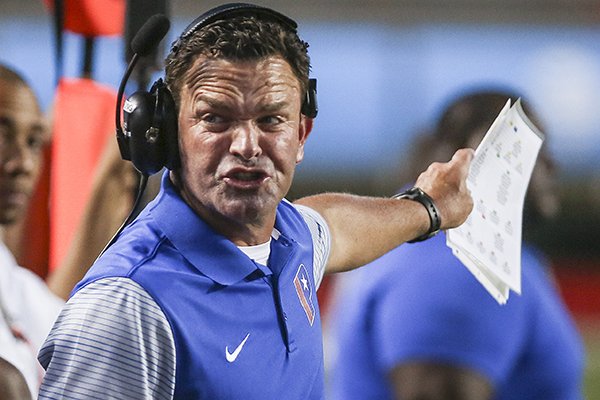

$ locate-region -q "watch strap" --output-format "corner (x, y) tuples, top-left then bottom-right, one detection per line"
(393, 187), (441, 243)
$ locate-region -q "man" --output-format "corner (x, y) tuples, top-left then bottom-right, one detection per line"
(0, 64), (135, 397)
(327, 89), (585, 400)
(38, 4), (474, 399)
(0, 64), (65, 398)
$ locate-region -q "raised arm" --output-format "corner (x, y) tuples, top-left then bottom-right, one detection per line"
(294, 148), (474, 273)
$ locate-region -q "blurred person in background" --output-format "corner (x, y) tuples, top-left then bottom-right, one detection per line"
(0, 357), (32, 400)
(326, 89), (585, 400)
(0, 63), (136, 398)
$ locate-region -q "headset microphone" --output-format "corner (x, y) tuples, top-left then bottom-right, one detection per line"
(130, 14), (171, 56)
(100, 14), (171, 258)
(115, 14), (172, 176)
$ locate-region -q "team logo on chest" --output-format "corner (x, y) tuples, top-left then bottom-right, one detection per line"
(293, 264), (315, 326)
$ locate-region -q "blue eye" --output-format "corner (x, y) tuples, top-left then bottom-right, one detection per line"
(204, 114), (226, 124)
(202, 114), (231, 132)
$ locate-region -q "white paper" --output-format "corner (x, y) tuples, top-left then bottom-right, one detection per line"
(446, 99), (544, 304)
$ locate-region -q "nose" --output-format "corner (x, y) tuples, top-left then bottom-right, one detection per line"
(2, 139), (37, 176)
(229, 122), (262, 160)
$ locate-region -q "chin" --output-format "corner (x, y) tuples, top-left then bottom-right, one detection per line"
(221, 194), (278, 223)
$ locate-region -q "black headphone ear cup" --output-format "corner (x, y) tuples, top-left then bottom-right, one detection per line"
(122, 79), (180, 175)
(123, 90), (167, 175)
(155, 84), (180, 170)
(301, 78), (318, 118)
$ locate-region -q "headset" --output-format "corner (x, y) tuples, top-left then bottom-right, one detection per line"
(116, 3), (318, 177)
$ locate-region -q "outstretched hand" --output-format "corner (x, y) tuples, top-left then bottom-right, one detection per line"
(414, 148), (474, 230)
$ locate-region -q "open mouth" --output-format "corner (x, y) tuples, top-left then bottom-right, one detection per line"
(232, 171), (264, 181)
(224, 169), (268, 189)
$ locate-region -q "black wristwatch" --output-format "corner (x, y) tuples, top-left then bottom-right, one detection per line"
(393, 187), (442, 243)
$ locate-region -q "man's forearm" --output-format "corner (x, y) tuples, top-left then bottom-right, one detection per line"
(295, 193), (431, 273)
(295, 148), (474, 274)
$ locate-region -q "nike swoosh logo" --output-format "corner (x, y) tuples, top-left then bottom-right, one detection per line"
(225, 333), (250, 363)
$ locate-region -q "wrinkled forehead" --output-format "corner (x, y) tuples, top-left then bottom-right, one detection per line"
(0, 80), (44, 131)
(183, 55), (302, 95)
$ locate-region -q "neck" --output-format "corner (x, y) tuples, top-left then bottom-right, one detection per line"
(201, 208), (276, 246)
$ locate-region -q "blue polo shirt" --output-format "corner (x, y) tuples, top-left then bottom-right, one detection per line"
(38, 172), (331, 399)
(327, 233), (585, 400)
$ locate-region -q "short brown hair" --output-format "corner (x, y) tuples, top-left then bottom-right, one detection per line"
(165, 15), (311, 109)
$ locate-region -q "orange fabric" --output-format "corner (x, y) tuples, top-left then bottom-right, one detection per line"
(49, 78), (116, 271)
(553, 260), (600, 318)
(44, 0), (125, 36)
(17, 146), (52, 278)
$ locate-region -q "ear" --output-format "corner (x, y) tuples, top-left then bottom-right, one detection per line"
(296, 115), (314, 164)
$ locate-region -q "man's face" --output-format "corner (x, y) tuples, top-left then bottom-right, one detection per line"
(0, 79), (46, 226)
(172, 56), (312, 240)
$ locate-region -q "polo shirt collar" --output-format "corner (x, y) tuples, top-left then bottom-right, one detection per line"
(149, 172), (285, 286)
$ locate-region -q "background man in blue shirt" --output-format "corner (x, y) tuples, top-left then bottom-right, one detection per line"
(327, 89), (585, 400)
(38, 3), (474, 399)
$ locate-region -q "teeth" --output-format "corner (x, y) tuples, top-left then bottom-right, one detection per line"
(234, 172), (259, 181)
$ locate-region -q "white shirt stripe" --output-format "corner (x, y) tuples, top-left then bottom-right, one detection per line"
(295, 204), (331, 288)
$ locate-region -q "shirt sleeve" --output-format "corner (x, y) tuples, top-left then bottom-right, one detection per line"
(37, 277), (176, 400)
(294, 204), (331, 289)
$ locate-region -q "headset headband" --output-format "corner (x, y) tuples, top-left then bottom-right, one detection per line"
(171, 2), (298, 54)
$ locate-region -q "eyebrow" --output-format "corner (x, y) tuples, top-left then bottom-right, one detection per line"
(0, 115), (46, 135)
(258, 100), (291, 114)
(196, 96), (232, 112)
